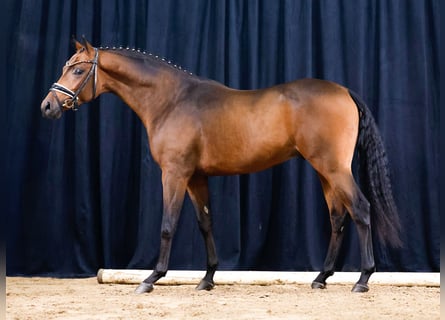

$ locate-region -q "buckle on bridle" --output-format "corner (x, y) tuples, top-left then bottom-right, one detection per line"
(62, 98), (78, 111)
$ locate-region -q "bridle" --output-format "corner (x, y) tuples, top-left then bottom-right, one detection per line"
(49, 47), (99, 111)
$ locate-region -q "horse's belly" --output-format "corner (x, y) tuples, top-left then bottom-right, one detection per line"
(198, 139), (298, 175)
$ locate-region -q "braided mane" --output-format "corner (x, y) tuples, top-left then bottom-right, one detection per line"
(98, 46), (193, 75)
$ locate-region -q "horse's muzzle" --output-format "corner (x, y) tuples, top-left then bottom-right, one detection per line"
(41, 97), (63, 119)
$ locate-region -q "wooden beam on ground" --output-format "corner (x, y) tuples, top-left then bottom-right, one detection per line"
(97, 269), (439, 287)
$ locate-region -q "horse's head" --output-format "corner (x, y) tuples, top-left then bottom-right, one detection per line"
(41, 38), (99, 119)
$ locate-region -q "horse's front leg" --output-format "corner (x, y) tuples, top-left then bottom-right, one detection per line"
(135, 170), (189, 294)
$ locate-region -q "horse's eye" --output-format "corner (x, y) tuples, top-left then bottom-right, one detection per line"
(73, 68), (84, 75)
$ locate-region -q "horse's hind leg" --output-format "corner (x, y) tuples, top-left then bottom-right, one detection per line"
(187, 174), (218, 290)
(313, 171), (375, 292)
(312, 175), (348, 289)
(348, 185), (375, 292)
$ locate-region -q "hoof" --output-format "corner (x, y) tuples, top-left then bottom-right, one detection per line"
(134, 282), (154, 294)
(311, 281), (327, 289)
(196, 279), (214, 291)
(351, 283), (369, 293)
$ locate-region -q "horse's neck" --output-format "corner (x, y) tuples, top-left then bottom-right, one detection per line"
(99, 51), (183, 133)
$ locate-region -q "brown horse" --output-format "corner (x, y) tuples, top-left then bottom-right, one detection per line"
(41, 38), (401, 294)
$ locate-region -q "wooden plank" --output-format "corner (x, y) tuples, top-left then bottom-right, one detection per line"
(97, 269), (440, 287)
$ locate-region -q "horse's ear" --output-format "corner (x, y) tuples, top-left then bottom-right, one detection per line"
(81, 35), (94, 53)
(72, 36), (84, 51)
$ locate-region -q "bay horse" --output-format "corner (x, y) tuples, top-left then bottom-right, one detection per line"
(41, 38), (401, 294)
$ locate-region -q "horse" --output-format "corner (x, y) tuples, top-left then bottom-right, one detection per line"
(40, 38), (401, 294)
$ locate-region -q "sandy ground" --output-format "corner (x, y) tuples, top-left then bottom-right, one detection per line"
(6, 277), (440, 320)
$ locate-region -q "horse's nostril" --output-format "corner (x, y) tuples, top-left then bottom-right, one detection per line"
(45, 101), (51, 111)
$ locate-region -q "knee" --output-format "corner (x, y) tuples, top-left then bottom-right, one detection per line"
(197, 215), (212, 232)
(198, 220), (211, 233)
(161, 229), (173, 240)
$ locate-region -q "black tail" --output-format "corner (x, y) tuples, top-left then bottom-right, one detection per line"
(349, 90), (402, 248)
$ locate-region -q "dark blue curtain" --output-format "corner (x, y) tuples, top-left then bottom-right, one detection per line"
(4, 0), (439, 277)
